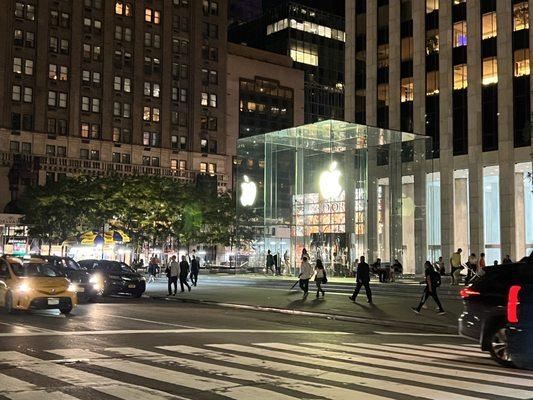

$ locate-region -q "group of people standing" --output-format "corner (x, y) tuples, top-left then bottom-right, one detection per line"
(165, 254), (200, 296)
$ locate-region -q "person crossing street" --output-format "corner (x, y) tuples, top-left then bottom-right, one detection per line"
(179, 255), (191, 292)
(190, 255), (200, 286)
(349, 256), (372, 303)
(299, 255), (313, 298)
(165, 255), (180, 296)
(412, 261), (445, 315)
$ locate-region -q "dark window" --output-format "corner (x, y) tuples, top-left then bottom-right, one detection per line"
(482, 84), (498, 151)
(453, 89), (468, 155)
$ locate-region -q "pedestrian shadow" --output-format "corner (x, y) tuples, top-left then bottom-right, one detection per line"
(353, 301), (389, 319)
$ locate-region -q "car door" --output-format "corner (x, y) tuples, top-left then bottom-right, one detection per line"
(0, 259), (11, 306)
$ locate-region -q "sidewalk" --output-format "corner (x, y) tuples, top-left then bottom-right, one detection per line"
(146, 277), (462, 333)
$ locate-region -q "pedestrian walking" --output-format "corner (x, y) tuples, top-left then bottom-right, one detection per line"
(283, 250), (290, 275)
(478, 252), (486, 276)
(299, 256), (313, 298)
(435, 256), (445, 276)
(314, 259), (326, 298)
(450, 248), (463, 285)
(266, 250), (275, 274)
(502, 254), (513, 264)
(274, 252), (281, 276)
(179, 255), (191, 292)
(147, 261), (157, 283)
(166, 255), (180, 296)
(190, 255), (200, 286)
(465, 253), (477, 285)
(412, 261), (445, 314)
(349, 256), (372, 303)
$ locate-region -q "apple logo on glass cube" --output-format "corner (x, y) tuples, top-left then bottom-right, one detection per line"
(240, 175), (257, 207)
(320, 161), (343, 200)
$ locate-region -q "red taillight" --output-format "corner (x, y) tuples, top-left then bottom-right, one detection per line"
(460, 288), (481, 298)
(507, 285), (522, 324)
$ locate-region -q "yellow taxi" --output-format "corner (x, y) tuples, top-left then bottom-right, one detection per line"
(0, 256), (77, 314)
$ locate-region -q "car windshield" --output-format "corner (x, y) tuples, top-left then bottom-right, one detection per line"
(62, 258), (85, 271)
(104, 262), (134, 274)
(11, 262), (66, 277)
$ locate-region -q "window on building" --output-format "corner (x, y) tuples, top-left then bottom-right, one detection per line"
(201, 92), (208, 106)
(453, 21), (467, 47)
(426, 71), (439, 95)
(200, 162), (207, 173)
(21, 142), (31, 154)
(209, 94), (217, 108)
(179, 160), (187, 170)
(80, 149), (89, 159)
(482, 12), (497, 40)
(23, 87), (32, 103)
(514, 2), (529, 31)
(453, 64), (468, 90)
(13, 57), (22, 74)
(24, 60), (33, 75)
(201, 139), (208, 153)
(143, 107), (151, 121)
(514, 48), (530, 77)
(12, 85), (21, 101)
(81, 123), (90, 138)
(401, 37), (413, 61)
(90, 150), (100, 160)
(482, 57), (498, 85)
(426, 0), (438, 13)
(48, 91), (57, 106)
(180, 136), (187, 150)
(59, 92), (67, 108)
(401, 78), (414, 102)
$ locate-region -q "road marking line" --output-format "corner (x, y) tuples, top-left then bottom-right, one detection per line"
(106, 347), (320, 400)
(374, 331), (461, 337)
(0, 373), (37, 392)
(47, 348), (243, 392)
(387, 343), (491, 358)
(97, 313), (197, 329)
(0, 328), (352, 338)
(288, 342), (533, 390)
(0, 351), (185, 400)
(195, 344), (484, 400)
(345, 343), (493, 363)
(427, 344), (484, 353)
(158, 345), (395, 400)
(341, 343), (533, 378)
(4, 391), (80, 400)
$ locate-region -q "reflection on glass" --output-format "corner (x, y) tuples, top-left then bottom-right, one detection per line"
(515, 162), (533, 258)
(483, 166), (501, 263)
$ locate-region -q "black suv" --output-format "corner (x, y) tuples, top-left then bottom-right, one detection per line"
(78, 259), (146, 298)
(459, 256), (533, 367)
(33, 255), (101, 302)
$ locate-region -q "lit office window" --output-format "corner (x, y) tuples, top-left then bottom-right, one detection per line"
(290, 40), (318, 66)
(426, 0), (438, 13)
(266, 18), (345, 42)
(401, 78), (414, 102)
(482, 57), (498, 85)
(426, 71), (439, 95)
(482, 12), (497, 40)
(514, 49), (530, 77)
(453, 21), (467, 47)
(513, 2), (529, 31)
(453, 64), (468, 90)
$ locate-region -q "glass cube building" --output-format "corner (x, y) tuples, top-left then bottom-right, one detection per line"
(235, 120), (436, 275)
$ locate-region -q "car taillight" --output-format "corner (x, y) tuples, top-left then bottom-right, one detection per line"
(460, 288), (480, 299)
(507, 285), (522, 324)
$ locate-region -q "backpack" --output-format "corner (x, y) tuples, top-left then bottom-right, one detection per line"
(430, 270), (441, 287)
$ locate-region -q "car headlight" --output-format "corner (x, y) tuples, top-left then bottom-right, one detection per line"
(68, 283), (78, 292)
(16, 282), (31, 293)
(89, 274), (101, 284)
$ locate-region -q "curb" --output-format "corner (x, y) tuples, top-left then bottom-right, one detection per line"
(149, 295), (457, 333)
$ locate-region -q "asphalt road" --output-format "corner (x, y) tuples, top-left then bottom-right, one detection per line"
(1, 293), (532, 399)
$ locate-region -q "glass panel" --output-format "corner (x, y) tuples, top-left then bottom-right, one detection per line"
(453, 169), (470, 255)
(426, 172), (441, 262)
(483, 166), (501, 263)
(515, 162), (533, 258)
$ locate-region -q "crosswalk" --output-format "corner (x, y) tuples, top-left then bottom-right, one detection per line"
(1, 341), (532, 400)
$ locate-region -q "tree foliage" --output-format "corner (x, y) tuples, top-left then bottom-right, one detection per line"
(20, 175), (252, 252)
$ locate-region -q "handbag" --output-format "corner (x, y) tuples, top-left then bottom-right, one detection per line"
(322, 270), (328, 284)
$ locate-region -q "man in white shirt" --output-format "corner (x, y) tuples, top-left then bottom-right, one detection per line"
(166, 255), (180, 296)
(299, 256), (314, 297)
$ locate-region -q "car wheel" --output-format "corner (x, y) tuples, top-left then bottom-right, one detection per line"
(60, 306), (72, 315)
(4, 291), (15, 314)
(133, 290), (144, 298)
(488, 325), (515, 368)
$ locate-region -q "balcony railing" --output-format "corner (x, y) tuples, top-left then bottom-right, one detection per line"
(0, 151), (228, 188)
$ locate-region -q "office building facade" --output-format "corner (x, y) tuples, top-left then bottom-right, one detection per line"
(346, 0), (533, 263)
(229, 1), (345, 124)
(0, 0), (229, 212)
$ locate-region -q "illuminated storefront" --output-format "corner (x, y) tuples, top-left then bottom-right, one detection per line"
(235, 120), (432, 275)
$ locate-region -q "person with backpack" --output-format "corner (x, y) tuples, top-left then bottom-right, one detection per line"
(314, 259), (327, 298)
(412, 261), (445, 315)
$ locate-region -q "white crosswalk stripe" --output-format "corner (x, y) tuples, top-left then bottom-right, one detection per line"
(0, 341), (530, 400)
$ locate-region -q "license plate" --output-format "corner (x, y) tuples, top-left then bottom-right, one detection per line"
(128, 284), (136, 289)
(77, 287), (85, 293)
(48, 298), (60, 305)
